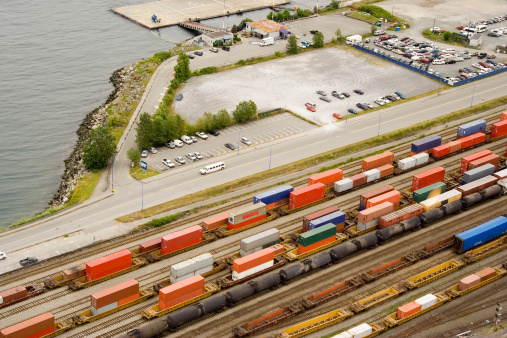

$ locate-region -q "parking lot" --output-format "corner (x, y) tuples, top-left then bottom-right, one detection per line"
(142, 112), (315, 173)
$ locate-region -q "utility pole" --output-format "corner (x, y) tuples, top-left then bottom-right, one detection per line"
(495, 302), (502, 327)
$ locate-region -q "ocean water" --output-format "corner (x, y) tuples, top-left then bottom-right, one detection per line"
(0, 0), (327, 227)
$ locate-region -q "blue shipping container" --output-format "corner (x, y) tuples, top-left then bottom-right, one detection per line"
(457, 119), (487, 137)
(308, 211), (346, 231)
(462, 164), (496, 184)
(254, 185), (294, 205)
(411, 135), (442, 153)
(454, 216), (507, 253)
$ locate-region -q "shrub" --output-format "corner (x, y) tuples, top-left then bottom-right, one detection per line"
(357, 5), (392, 20)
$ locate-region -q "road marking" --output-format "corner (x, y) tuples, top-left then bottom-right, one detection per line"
(310, 140), (327, 146)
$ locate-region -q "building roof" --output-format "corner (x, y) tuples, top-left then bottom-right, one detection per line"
(470, 33), (482, 40)
(247, 19), (288, 33)
(205, 30), (234, 39)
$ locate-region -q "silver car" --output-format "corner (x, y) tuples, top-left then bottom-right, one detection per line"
(141, 150), (149, 158)
(162, 159), (175, 168)
(175, 156), (186, 165)
(193, 152), (203, 160)
(186, 153), (197, 161)
(241, 137), (252, 146)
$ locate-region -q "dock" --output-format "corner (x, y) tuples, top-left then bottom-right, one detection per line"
(112, 0), (289, 29)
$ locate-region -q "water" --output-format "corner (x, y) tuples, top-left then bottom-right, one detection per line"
(0, 0), (327, 227)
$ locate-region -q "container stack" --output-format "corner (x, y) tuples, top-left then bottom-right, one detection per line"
(232, 248), (274, 280)
(0, 286), (27, 305)
(491, 120), (507, 138)
(240, 229), (280, 257)
(0, 313), (55, 338)
(420, 190), (462, 211)
(361, 151), (394, 171)
(308, 168), (343, 189)
(138, 238), (161, 253)
(159, 275), (205, 310)
(461, 150), (493, 173)
(410, 135), (441, 155)
(414, 294), (438, 310)
(412, 167), (445, 191)
(457, 119), (486, 137)
(202, 213), (229, 231)
(397, 301), (421, 318)
(170, 253), (214, 283)
(303, 207), (339, 231)
(458, 274), (481, 291)
(91, 279), (139, 315)
(306, 210), (346, 232)
(412, 182), (446, 203)
(468, 154), (500, 170)
(289, 183), (325, 209)
(431, 144), (450, 158)
(379, 204), (424, 228)
(161, 225), (202, 255)
(228, 203), (267, 230)
(462, 164), (496, 184)
(457, 176), (499, 196)
(332, 323), (373, 338)
(357, 202), (394, 231)
(253, 185), (293, 210)
(297, 223), (336, 254)
(359, 185), (394, 211)
(86, 250), (132, 282)
(365, 190), (401, 209)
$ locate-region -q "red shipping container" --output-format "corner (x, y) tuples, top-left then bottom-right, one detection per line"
(86, 250), (132, 282)
(91, 279), (139, 309)
(362, 152), (394, 171)
(475, 267), (497, 282)
(458, 274), (481, 291)
(460, 150), (492, 174)
(297, 236), (335, 254)
(377, 164), (394, 178)
(358, 202), (394, 224)
(366, 190), (401, 209)
(233, 248), (274, 273)
(303, 206), (339, 232)
(269, 244), (285, 256)
(0, 312), (54, 338)
(460, 132), (486, 149)
(308, 168), (343, 188)
(397, 302), (421, 319)
(161, 225), (202, 255)
(264, 198), (289, 211)
(501, 111), (507, 121)
(159, 275), (204, 310)
(412, 167), (445, 191)
(138, 238), (161, 253)
(379, 204), (424, 228)
(0, 286), (27, 304)
(118, 293), (140, 306)
(457, 176), (498, 196)
(432, 145), (450, 158)
(491, 120), (507, 138)
(349, 173), (367, 188)
(63, 264), (86, 280)
(289, 183), (325, 209)
(202, 213), (229, 231)
(468, 154), (500, 170)
(447, 140), (462, 153)
(360, 185), (394, 207)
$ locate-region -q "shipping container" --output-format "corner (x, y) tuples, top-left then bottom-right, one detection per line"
(412, 153), (429, 166)
(240, 229), (280, 253)
(494, 168), (507, 180)
(298, 223), (336, 247)
(501, 111), (507, 121)
(0, 286), (27, 304)
(91, 279), (139, 310)
(297, 236), (335, 254)
(92, 301), (118, 316)
(459, 132), (485, 149)
(377, 164), (394, 178)
(202, 213), (229, 231)
(412, 167), (445, 191)
(397, 157), (416, 170)
(411, 135), (441, 154)
(303, 207), (339, 231)
(462, 164), (496, 184)
(357, 202), (394, 225)
(348, 323), (373, 338)
(414, 294), (437, 310)
(458, 274), (481, 291)
(475, 267), (497, 282)
(0, 312), (54, 338)
(232, 261), (274, 280)
(253, 185), (293, 208)
(454, 216), (507, 253)
(308, 169), (343, 188)
(86, 250), (132, 281)
(228, 203), (267, 230)
(289, 183), (325, 209)
(269, 244), (285, 256)
(366, 190), (401, 209)
(457, 119), (486, 137)
(159, 275), (204, 310)
(307, 211), (346, 232)
(138, 238), (162, 253)
(363, 169), (380, 183)
(447, 140), (462, 153)
(397, 301), (421, 319)
(460, 150), (493, 174)
(161, 225), (202, 255)
(63, 264), (86, 281)
(233, 248), (274, 273)
(334, 179), (353, 193)
(379, 204), (424, 228)
(491, 120), (507, 138)
(468, 154), (500, 171)
(457, 176), (499, 196)
(349, 173), (367, 188)
(412, 182), (446, 203)
(431, 145), (450, 158)
(362, 151), (394, 171)
(360, 185), (394, 208)
(171, 253), (213, 278)
(419, 190), (462, 212)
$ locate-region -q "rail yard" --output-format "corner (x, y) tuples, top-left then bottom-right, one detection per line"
(1, 112), (507, 337)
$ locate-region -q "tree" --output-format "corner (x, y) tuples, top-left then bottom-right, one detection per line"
(336, 28), (343, 39)
(287, 34), (299, 54)
(82, 126), (117, 170)
(127, 147), (141, 166)
(174, 52), (191, 83)
(313, 31), (324, 48)
(443, 31), (451, 41)
(233, 101), (257, 123)
(371, 25), (377, 34)
(136, 112), (154, 150)
(330, 0), (340, 9)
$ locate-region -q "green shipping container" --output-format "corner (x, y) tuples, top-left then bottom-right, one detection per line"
(412, 182), (446, 203)
(262, 240), (279, 249)
(298, 223), (336, 247)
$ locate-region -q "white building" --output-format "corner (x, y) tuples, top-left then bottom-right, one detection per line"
(469, 33), (482, 47)
(195, 31), (234, 47)
(245, 19), (288, 39)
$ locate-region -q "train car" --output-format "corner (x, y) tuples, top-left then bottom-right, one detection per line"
(202, 213), (229, 231)
(350, 285), (406, 313)
(457, 119), (486, 137)
(275, 308), (353, 337)
(359, 185), (394, 211)
(404, 260), (465, 289)
(362, 152), (394, 172)
(454, 216), (507, 253)
(457, 176), (499, 197)
(289, 184), (325, 210)
(447, 265), (507, 297)
(0, 285), (44, 309)
(412, 167), (445, 191)
(302, 207), (339, 232)
(253, 185), (293, 210)
(412, 182), (446, 203)
(45, 264), (87, 289)
(0, 312), (71, 338)
(384, 293), (450, 327)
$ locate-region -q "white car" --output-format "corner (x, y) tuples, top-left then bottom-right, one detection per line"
(375, 98), (386, 106)
(241, 137), (252, 146)
(0, 252), (6, 260)
(147, 147), (157, 154)
(432, 59), (445, 65)
(173, 139), (184, 147)
(141, 150), (149, 158)
(186, 153), (197, 161)
(196, 132), (208, 140)
(162, 159), (175, 168)
(181, 135), (193, 144)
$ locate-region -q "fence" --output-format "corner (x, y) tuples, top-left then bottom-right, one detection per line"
(352, 44), (507, 86)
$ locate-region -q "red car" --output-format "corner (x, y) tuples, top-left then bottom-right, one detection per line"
(306, 105), (316, 112)
(333, 113), (343, 119)
(478, 61), (490, 68)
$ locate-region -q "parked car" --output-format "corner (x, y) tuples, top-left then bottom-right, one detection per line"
(175, 156), (186, 165)
(162, 159), (175, 168)
(141, 150), (148, 158)
(176, 94), (183, 101)
(193, 152), (203, 160)
(186, 153), (197, 161)
(333, 113), (343, 119)
(148, 147), (157, 154)
(384, 95), (397, 102)
(316, 90), (327, 96)
(165, 141), (175, 149)
(488, 32), (501, 37)
(320, 96), (331, 102)
(196, 132), (208, 140)
(224, 143), (236, 150)
(173, 139), (184, 147)
(188, 54), (195, 59)
(301, 41), (311, 47)
(375, 98), (386, 105)
(364, 102), (375, 108)
(194, 51), (203, 56)
(374, 30), (386, 36)
(395, 91), (406, 99)
(341, 92), (350, 98)
(310, 30), (319, 34)
(209, 47), (218, 53)
(306, 104), (316, 112)
(356, 103), (368, 110)
(487, 54), (496, 59)
(207, 129), (220, 136)
(241, 137), (252, 145)
(331, 91), (345, 99)
(347, 108), (358, 114)
(222, 46), (230, 51)
(0, 252), (6, 260)
(353, 89), (364, 95)
(19, 257), (38, 267)
(181, 135), (193, 144)
(190, 136), (198, 143)
(478, 53), (487, 59)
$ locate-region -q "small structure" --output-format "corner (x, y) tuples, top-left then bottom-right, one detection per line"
(245, 19), (288, 39)
(198, 31), (234, 47)
(279, 28), (291, 39)
(469, 33), (482, 47)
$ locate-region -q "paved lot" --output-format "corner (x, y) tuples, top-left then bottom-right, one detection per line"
(143, 112), (315, 173)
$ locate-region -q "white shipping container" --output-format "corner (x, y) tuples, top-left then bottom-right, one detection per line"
(332, 332), (353, 338)
(498, 178), (507, 189)
(195, 265), (213, 276)
(398, 157), (416, 170)
(241, 228), (280, 251)
(356, 219), (378, 231)
(494, 168), (507, 179)
(193, 253), (213, 270)
(0, 296), (3, 304)
(91, 302), (118, 316)
(171, 259), (197, 277)
(170, 272), (195, 284)
(420, 190), (462, 208)
(232, 261), (273, 280)
(415, 293), (437, 310)
(364, 169), (381, 183)
(348, 323), (373, 338)
(240, 246), (263, 257)
(412, 153), (429, 166)
(335, 179), (353, 193)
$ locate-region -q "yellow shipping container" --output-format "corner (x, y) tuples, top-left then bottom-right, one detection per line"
(420, 190), (462, 212)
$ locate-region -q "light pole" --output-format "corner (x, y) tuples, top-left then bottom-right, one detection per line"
(237, 130), (241, 154)
(346, 98), (350, 123)
(268, 140), (272, 170)
(378, 111), (382, 136)
(470, 85), (475, 107)
(111, 157), (115, 193)
(139, 179), (144, 212)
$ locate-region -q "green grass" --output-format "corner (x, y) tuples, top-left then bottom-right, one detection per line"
(67, 170), (103, 205)
(131, 167), (159, 180)
(421, 29), (469, 48)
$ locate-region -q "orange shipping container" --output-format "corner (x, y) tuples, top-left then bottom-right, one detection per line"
(362, 152), (394, 171)
(460, 150), (492, 174)
(0, 312), (54, 338)
(91, 279), (139, 309)
(202, 213), (229, 231)
(289, 183), (325, 209)
(360, 185), (394, 207)
(491, 120), (507, 138)
(297, 236), (335, 254)
(0, 286), (27, 304)
(447, 140), (462, 153)
(159, 275), (204, 310)
(233, 248), (274, 273)
(501, 111), (507, 121)
(412, 167), (445, 191)
(475, 267), (496, 282)
(118, 293), (140, 306)
(431, 145), (450, 158)
(459, 132), (485, 149)
(458, 274), (481, 291)
(308, 168), (343, 188)
(349, 173), (367, 188)
(268, 244), (285, 256)
(397, 302), (421, 319)
(138, 238), (161, 253)
(377, 164), (394, 178)
(357, 202), (394, 224)
(366, 190), (401, 209)
(161, 225), (202, 255)
(86, 250), (132, 282)
(468, 154), (500, 171)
